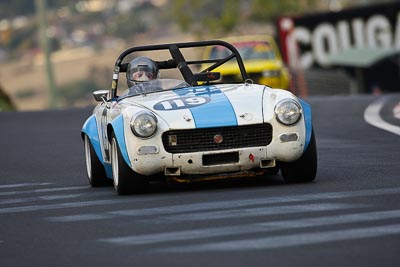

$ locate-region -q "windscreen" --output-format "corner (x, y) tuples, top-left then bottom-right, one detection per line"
(118, 79), (190, 99)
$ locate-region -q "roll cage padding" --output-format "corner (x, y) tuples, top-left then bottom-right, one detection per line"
(169, 44), (195, 86)
(110, 40), (249, 98)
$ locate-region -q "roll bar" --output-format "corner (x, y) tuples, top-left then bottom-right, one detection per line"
(110, 40), (248, 98)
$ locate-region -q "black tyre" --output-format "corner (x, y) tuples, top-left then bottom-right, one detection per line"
(280, 128), (317, 183)
(84, 135), (110, 187)
(110, 134), (148, 195)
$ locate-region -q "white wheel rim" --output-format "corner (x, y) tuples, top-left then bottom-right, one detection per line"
(111, 138), (119, 188)
(84, 135), (92, 181)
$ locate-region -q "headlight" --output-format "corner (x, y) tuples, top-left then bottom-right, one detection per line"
(274, 99), (302, 125)
(130, 112), (158, 138)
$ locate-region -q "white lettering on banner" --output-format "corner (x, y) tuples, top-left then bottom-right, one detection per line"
(288, 27), (313, 68)
(286, 11), (400, 69)
(366, 15), (392, 48)
(312, 23), (339, 66)
(395, 13), (400, 49)
(352, 19), (365, 48)
(337, 20), (351, 50)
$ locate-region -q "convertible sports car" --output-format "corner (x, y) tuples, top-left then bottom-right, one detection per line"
(82, 40), (317, 195)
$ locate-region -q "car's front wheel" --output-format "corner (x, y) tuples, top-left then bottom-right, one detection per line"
(110, 134), (148, 195)
(84, 135), (110, 187)
(280, 129), (317, 183)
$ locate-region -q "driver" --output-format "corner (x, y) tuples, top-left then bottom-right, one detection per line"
(126, 56), (160, 88)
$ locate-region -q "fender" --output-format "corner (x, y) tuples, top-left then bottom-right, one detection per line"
(81, 115), (103, 164)
(108, 114), (132, 168)
(299, 98), (313, 150)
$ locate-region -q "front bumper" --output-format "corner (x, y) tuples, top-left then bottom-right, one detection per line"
(123, 115), (306, 178)
(167, 146), (269, 175)
(128, 132), (304, 178)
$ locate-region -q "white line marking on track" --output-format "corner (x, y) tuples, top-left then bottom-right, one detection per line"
(0, 183), (52, 189)
(364, 97), (400, 136)
(48, 213), (114, 222)
(46, 186), (400, 222)
(0, 186), (89, 197)
(0, 191), (112, 205)
(111, 187), (400, 216)
(160, 224), (400, 253)
(394, 102), (400, 119)
(155, 203), (367, 223)
(51, 202), (365, 223)
(99, 209), (400, 246)
(0, 199), (130, 214)
(0, 194), (85, 205)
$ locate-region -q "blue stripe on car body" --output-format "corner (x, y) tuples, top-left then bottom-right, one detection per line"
(299, 98), (312, 150)
(82, 115), (113, 178)
(110, 114), (131, 168)
(174, 85), (237, 128)
(82, 115), (103, 165)
(104, 163), (112, 179)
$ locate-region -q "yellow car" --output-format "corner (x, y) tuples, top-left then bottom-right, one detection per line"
(203, 35), (290, 89)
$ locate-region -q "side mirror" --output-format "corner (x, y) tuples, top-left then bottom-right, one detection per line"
(93, 90), (109, 102)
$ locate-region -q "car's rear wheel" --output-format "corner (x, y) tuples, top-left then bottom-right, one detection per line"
(84, 135), (110, 187)
(280, 129), (317, 183)
(110, 134), (148, 195)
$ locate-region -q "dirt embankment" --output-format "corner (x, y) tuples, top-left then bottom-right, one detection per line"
(0, 31), (195, 111)
(0, 47), (119, 110)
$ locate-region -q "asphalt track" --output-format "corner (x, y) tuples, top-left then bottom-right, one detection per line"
(0, 93), (400, 267)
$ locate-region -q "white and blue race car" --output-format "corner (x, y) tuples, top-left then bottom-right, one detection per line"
(82, 40), (317, 194)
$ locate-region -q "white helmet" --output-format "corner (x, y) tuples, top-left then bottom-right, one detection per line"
(126, 56), (159, 87)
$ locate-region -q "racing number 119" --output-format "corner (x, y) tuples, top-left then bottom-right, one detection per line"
(158, 97), (208, 110)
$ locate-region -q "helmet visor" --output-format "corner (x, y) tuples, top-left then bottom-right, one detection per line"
(129, 64), (156, 82)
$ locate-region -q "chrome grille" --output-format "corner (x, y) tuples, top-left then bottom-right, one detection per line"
(162, 124), (272, 153)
